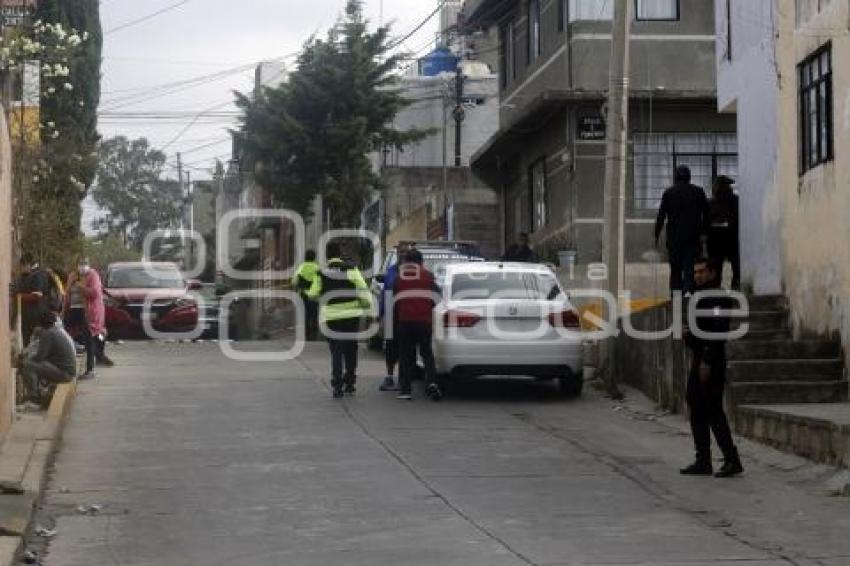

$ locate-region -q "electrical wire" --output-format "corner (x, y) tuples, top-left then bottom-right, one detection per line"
(104, 0), (192, 36)
(388, 0), (447, 51)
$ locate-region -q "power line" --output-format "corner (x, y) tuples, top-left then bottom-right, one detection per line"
(105, 0), (192, 36)
(388, 0), (447, 51)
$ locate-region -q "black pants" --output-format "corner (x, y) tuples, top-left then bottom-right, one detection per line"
(66, 307), (103, 373)
(397, 321), (436, 395)
(303, 297), (319, 341)
(686, 360), (737, 463)
(326, 318), (361, 389)
(385, 319), (399, 375)
(708, 228), (741, 289)
(668, 244), (698, 295)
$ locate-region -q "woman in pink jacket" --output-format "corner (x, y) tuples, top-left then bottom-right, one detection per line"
(67, 257), (111, 379)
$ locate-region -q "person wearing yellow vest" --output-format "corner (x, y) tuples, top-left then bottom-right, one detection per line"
(307, 243), (373, 398)
(292, 250), (320, 341)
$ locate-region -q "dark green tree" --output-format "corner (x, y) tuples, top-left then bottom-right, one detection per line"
(92, 137), (184, 250)
(35, 0), (102, 234)
(234, 0), (427, 228)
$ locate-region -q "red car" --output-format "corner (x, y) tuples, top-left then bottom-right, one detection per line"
(104, 262), (201, 339)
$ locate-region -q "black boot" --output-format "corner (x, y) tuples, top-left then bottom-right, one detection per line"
(715, 451), (744, 478)
(680, 459), (713, 476)
(332, 386), (344, 399)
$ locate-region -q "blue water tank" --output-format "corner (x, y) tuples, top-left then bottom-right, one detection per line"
(419, 47), (458, 77)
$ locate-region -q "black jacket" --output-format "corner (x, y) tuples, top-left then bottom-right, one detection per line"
(655, 183), (710, 251)
(685, 286), (733, 367)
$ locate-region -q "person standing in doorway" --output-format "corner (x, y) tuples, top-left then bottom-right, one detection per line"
(655, 165), (710, 295)
(707, 176), (741, 290)
(293, 250), (320, 341)
(681, 257), (743, 478)
(307, 242), (373, 398)
(393, 249), (442, 401)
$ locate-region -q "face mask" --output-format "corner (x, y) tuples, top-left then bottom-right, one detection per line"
(78, 265), (90, 275)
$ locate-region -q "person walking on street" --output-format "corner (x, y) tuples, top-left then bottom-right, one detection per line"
(67, 258), (109, 380)
(502, 233), (539, 263)
(377, 242), (412, 392)
(681, 257), (743, 478)
(655, 165), (710, 295)
(393, 249), (442, 401)
(293, 250), (320, 341)
(18, 309), (76, 405)
(707, 176), (741, 290)
(307, 243), (373, 399)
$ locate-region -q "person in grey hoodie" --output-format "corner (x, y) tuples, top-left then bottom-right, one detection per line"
(21, 309), (77, 403)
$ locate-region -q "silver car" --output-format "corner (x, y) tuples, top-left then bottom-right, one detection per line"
(433, 262), (585, 396)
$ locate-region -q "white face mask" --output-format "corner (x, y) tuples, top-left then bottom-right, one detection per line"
(78, 264), (90, 275)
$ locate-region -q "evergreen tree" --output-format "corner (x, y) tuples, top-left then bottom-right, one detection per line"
(234, 0), (427, 228)
(35, 0), (102, 235)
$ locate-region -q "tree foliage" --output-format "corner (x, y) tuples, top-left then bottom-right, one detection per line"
(35, 0), (102, 198)
(234, 0), (427, 228)
(91, 136), (184, 250)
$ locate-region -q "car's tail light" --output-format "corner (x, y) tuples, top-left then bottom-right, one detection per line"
(444, 310), (481, 328)
(548, 309), (581, 329)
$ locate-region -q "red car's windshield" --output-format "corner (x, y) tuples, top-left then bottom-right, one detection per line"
(106, 266), (185, 289)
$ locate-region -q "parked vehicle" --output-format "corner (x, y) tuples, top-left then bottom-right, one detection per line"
(369, 240), (485, 350)
(103, 262), (200, 339)
(433, 262), (584, 396)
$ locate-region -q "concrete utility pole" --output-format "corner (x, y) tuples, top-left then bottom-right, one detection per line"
(177, 152), (185, 265)
(601, 0), (632, 399)
(453, 10), (465, 167)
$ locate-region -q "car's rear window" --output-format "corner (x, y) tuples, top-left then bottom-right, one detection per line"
(107, 266), (185, 289)
(450, 272), (562, 301)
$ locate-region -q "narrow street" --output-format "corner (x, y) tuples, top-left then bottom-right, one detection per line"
(32, 341), (850, 566)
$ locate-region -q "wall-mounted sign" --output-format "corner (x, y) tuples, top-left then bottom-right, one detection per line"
(1, 5), (33, 29)
(577, 114), (606, 141)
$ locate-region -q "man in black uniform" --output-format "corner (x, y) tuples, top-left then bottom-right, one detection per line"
(502, 233), (539, 263)
(681, 257), (743, 478)
(655, 165), (710, 295)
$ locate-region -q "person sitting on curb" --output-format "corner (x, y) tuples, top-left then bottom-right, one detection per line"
(18, 309), (77, 406)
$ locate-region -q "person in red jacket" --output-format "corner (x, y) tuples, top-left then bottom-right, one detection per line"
(392, 249), (442, 401)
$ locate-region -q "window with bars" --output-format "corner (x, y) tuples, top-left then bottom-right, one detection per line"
(528, 0), (541, 63)
(635, 0), (679, 20)
(633, 133), (738, 211)
(799, 44), (833, 173)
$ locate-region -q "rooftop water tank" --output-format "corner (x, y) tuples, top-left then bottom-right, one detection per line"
(419, 46), (458, 77)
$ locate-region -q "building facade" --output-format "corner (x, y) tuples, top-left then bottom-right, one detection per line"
(717, 0), (850, 356)
(467, 0), (736, 263)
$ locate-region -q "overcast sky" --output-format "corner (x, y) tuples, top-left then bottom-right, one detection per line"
(98, 0), (441, 181)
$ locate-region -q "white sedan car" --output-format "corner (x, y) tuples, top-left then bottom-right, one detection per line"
(433, 262), (585, 396)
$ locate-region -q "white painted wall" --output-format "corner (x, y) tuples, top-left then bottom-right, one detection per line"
(715, 0), (783, 294)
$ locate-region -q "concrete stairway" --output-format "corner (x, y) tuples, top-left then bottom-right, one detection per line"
(727, 295), (850, 466)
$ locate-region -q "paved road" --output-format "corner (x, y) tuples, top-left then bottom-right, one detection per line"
(30, 341), (850, 565)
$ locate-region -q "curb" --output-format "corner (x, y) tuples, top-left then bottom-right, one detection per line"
(0, 382), (76, 566)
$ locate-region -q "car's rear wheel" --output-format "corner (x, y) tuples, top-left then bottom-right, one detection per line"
(558, 372), (583, 398)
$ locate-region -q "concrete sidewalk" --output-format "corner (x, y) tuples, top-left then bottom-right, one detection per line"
(0, 383), (76, 566)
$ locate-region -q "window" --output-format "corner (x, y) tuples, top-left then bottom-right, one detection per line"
(635, 0), (679, 20)
(570, 0), (613, 21)
(799, 44), (833, 173)
(528, 0), (541, 63)
(529, 159), (548, 231)
(633, 133), (738, 210)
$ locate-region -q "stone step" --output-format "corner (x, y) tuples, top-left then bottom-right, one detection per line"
(730, 380), (848, 405)
(728, 340), (842, 361)
(740, 328), (793, 341)
(746, 311), (789, 332)
(734, 403), (850, 467)
(746, 295), (788, 312)
(727, 359), (844, 381)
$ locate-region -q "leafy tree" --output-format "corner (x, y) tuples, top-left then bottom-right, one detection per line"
(35, 0), (102, 201)
(92, 136), (184, 250)
(234, 0), (427, 228)
(83, 233), (142, 271)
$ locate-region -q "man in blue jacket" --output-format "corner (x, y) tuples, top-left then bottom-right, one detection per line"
(377, 242), (411, 391)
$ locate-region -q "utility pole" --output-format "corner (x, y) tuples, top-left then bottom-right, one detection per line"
(453, 10), (465, 167)
(177, 152), (184, 265)
(601, 0), (632, 399)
